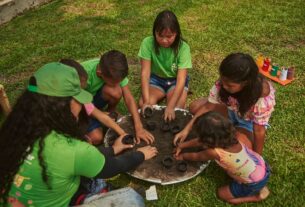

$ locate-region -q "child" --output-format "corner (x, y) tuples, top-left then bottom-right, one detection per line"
(175, 112), (270, 205)
(0, 62), (157, 206)
(81, 50), (154, 144)
(174, 53), (275, 154)
(60, 59), (127, 145)
(138, 10), (192, 121)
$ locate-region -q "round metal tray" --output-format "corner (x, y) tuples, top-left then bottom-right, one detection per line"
(104, 105), (210, 185)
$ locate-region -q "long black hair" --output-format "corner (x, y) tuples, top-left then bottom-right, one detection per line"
(194, 111), (238, 148)
(219, 53), (263, 117)
(153, 10), (183, 55)
(0, 77), (88, 205)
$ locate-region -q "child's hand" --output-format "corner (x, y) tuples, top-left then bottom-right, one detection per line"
(135, 127), (154, 144)
(164, 106), (175, 121)
(173, 129), (189, 146)
(173, 146), (182, 157)
(137, 146), (158, 160)
(112, 134), (134, 155)
(174, 154), (184, 160)
(141, 104), (153, 118)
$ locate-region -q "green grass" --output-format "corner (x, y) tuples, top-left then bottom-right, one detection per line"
(1, 0), (305, 206)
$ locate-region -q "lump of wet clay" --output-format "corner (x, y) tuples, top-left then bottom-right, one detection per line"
(146, 121), (157, 131)
(109, 111), (119, 122)
(122, 134), (135, 145)
(162, 156), (174, 168)
(171, 125), (181, 134)
(160, 122), (171, 132)
(176, 161), (188, 172)
(143, 107), (153, 118)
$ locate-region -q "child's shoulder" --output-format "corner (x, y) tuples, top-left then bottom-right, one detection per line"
(261, 79), (275, 98)
(81, 58), (99, 65)
(179, 40), (191, 49)
(142, 36), (154, 44)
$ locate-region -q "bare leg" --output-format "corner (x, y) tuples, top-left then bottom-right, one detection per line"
(139, 86), (166, 107)
(236, 127), (253, 149)
(166, 88), (188, 109)
(102, 85), (122, 112)
(217, 185), (269, 205)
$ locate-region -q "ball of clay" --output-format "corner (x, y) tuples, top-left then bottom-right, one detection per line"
(162, 156), (174, 168)
(161, 122), (171, 132)
(176, 161), (188, 172)
(109, 111), (119, 121)
(171, 125), (181, 134)
(146, 121), (157, 131)
(143, 107), (153, 118)
(122, 134), (135, 145)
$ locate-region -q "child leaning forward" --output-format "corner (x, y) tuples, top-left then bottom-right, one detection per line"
(175, 111), (270, 205)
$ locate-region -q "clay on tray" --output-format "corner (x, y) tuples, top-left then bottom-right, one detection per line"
(146, 121), (157, 131)
(160, 122), (171, 132)
(143, 107), (153, 118)
(122, 134), (135, 145)
(176, 161), (188, 172)
(162, 156), (174, 168)
(109, 111), (119, 122)
(171, 125), (181, 134)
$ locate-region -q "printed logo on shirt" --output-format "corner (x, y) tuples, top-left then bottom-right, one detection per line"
(171, 63), (178, 73)
(14, 174), (30, 187)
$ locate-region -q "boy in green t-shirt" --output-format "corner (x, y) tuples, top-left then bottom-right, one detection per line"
(82, 50), (154, 144)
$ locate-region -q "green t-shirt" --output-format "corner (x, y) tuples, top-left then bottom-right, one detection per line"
(9, 131), (105, 207)
(81, 59), (129, 95)
(138, 36), (192, 78)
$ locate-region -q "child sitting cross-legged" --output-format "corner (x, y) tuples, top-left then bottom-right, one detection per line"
(174, 111), (270, 205)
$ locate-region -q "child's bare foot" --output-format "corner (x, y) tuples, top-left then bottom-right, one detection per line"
(259, 186), (270, 200)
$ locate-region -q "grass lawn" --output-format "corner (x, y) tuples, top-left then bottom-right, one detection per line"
(1, 0), (304, 206)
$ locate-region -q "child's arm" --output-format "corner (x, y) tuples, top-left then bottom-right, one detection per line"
(140, 59), (152, 110)
(176, 148), (218, 162)
(121, 85), (154, 144)
(253, 124), (266, 155)
(173, 101), (217, 146)
(164, 69), (187, 121)
(174, 138), (203, 156)
(91, 108), (126, 136)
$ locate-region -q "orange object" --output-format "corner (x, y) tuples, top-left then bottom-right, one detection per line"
(259, 66), (294, 86)
(256, 54), (264, 70)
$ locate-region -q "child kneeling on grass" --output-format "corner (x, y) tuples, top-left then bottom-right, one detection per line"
(174, 111), (270, 205)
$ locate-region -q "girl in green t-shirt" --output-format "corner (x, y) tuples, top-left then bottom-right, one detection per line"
(138, 10), (192, 122)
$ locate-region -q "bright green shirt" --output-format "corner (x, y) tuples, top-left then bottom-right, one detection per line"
(81, 59), (129, 95)
(138, 36), (192, 78)
(9, 131), (105, 207)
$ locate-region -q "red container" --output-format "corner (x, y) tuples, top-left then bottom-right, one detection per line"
(262, 58), (271, 71)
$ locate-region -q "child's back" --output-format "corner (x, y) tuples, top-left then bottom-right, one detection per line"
(215, 142), (267, 184)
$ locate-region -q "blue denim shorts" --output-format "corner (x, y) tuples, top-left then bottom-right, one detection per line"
(87, 86), (108, 132)
(228, 109), (253, 132)
(230, 164), (271, 198)
(149, 73), (189, 94)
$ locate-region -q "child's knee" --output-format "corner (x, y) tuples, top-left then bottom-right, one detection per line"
(87, 129), (104, 145)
